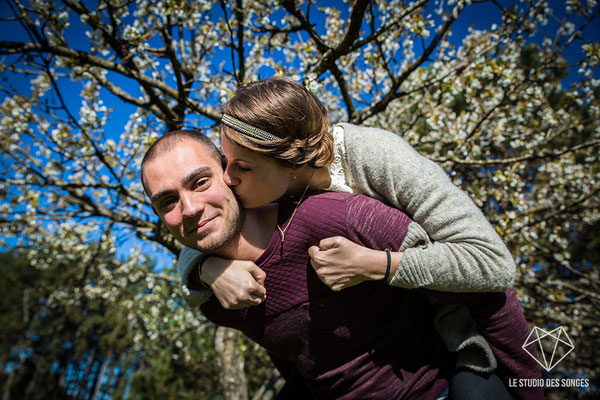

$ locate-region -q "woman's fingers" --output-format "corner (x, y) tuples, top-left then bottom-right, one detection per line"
(209, 260), (267, 309)
(318, 236), (346, 251)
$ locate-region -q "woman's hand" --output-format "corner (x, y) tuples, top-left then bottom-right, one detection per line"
(308, 236), (403, 291)
(200, 257), (267, 309)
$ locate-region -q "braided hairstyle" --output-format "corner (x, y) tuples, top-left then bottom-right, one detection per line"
(220, 77), (334, 168)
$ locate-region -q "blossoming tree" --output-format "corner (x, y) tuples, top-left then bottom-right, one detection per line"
(1, 0), (598, 398)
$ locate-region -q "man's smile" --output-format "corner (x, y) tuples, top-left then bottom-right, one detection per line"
(186, 214), (218, 235)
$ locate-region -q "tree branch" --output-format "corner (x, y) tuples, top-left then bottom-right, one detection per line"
(356, 2), (466, 123)
(0, 41), (222, 121)
(432, 139), (600, 165)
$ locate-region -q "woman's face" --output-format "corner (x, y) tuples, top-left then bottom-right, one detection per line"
(220, 134), (294, 209)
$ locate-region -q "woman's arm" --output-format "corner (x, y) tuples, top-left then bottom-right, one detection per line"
(339, 123), (516, 292)
(336, 193), (540, 399)
(177, 246), (212, 307)
(177, 246), (267, 308)
(308, 236), (403, 291)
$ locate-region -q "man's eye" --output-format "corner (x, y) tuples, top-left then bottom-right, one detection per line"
(195, 178), (209, 188)
(160, 198), (177, 210)
(238, 165), (252, 172)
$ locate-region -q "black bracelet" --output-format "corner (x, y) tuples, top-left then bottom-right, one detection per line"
(383, 248), (391, 283)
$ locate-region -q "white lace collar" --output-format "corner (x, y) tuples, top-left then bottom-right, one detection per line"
(327, 125), (356, 193)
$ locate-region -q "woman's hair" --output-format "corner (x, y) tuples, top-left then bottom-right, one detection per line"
(221, 77), (334, 168)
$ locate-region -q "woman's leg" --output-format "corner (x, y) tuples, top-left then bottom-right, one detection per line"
(449, 368), (513, 400)
(274, 367), (315, 400)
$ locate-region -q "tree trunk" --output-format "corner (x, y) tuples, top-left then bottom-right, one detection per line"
(23, 366), (38, 400)
(214, 327), (248, 400)
(111, 351), (131, 397)
(2, 364), (15, 400)
(90, 355), (110, 400)
(75, 348), (96, 400)
(251, 373), (285, 400)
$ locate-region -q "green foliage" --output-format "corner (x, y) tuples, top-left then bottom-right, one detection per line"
(0, 247), (235, 400)
(0, 252), (31, 357)
(451, 91), (468, 115)
(569, 221), (600, 266)
(520, 43), (543, 69)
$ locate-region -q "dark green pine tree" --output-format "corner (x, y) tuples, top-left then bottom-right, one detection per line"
(0, 247), (273, 400)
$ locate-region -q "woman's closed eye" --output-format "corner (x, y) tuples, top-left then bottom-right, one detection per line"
(228, 161), (252, 172)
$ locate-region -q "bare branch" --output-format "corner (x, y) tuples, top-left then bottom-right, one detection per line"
(0, 41), (221, 121)
(356, 2), (467, 123)
(432, 139), (600, 166)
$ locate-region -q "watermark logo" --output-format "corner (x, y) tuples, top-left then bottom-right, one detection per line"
(522, 326), (574, 372)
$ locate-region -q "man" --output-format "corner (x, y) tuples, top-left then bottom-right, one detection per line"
(141, 130), (542, 399)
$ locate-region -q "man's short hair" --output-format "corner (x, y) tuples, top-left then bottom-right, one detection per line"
(140, 130), (222, 197)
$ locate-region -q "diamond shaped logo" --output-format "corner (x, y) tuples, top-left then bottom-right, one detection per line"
(522, 326), (574, 372)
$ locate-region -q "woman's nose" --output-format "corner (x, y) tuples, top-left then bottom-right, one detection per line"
(223, 164), (240, 186)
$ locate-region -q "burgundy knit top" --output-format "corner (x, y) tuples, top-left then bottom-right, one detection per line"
(202, 192), (450, 399)
(201, 192), (543, 400)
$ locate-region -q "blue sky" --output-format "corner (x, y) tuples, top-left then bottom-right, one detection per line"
(1, 0), (597, 136)
(1, 0), (598, 268)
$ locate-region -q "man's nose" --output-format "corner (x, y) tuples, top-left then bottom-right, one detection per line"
(180, 192), (203, 218)
(223, 164), (240, 186)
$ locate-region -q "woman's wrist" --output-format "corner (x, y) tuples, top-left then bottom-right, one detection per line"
(188, 254), (212, 289)
(361, 248), (403, 282)
(355, 248), (385, 280)
(387, 251), (403, 282)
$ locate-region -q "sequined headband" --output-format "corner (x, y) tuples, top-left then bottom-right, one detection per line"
(221, 114), (281, 142)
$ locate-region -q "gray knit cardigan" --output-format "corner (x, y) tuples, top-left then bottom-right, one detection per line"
(177, 123), (515, 306)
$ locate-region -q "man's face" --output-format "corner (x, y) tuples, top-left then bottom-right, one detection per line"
(143, 139), (243, 252)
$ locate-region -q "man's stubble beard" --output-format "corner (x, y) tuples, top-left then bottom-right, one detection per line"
(193, 196), (245, 253)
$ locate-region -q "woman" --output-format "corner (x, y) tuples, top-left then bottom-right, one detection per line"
(176, 77), (524, 399)
(178, 76), (515, 308)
